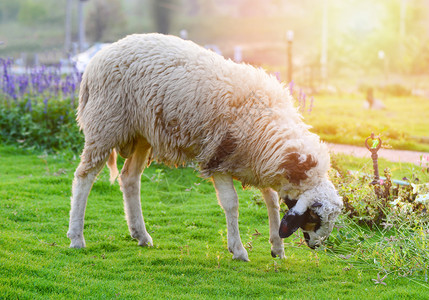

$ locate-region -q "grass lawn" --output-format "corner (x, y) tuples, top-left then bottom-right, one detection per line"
(331, 152), (429, 183)
(1, 145), (428, 299)
(303, 94), (429, 152)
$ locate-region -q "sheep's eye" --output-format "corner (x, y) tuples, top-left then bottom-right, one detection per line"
(308, 210), (320, 222)
(301, 210), (321, 232)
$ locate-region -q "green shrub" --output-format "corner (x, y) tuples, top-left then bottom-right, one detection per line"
(323, 214), (429, 278)
(330, 163), (428, 227)
(380, 84), (411, 97)
(358, 83), (411, 97)
(323, 163), (429, 278)
(0, 96), (83, 153)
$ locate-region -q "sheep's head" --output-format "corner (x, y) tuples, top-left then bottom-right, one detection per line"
(278, 179), (342, 249)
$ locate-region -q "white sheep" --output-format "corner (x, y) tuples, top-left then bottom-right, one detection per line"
(67, 33), (343, 261)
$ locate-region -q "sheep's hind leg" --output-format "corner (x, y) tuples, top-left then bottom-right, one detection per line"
(261, 188), (285, 258)
(68, 152), (108, 248)
(119, 139), (153, 247)
(212, 173), (249, 261)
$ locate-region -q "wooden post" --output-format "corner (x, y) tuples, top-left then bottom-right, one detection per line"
(365, 133), (382, 185)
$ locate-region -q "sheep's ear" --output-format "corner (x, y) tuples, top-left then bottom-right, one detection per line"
(281, 153), (317, 185)
(283, 196), (298, 209)
(311, 201), (322, 208)
(279, 210), (307, 238)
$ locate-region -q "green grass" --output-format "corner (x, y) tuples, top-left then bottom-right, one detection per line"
(304, 94), (429, 152)
(1, 145), (429, 299)
(331, 153), (429, 182)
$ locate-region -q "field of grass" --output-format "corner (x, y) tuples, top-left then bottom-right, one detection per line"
(303, 94), (429, 152)
(331, 153), (429, 183)
(1, 145), (429, 299)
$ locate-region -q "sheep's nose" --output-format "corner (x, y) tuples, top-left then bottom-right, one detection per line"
(303, 232), (317, 249)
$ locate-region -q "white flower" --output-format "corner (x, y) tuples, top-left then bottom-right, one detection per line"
(401, 202), (413, 214)
(390, 197), (401, 206)
(415, 193), (429, 205)
(411, 183), (419, 194)
(412, 183), (429, 195)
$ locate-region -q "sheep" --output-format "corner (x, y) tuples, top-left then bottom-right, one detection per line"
(67, 33), (343, 261)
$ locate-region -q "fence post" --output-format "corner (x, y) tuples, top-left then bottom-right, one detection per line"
(365, 133), (382, 185)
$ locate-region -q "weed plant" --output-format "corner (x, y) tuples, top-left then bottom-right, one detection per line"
(323, 214), (429, 281)
(323, 160), (429, 280)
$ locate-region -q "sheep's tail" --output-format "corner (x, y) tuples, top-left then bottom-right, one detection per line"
(107, 149), (119, 184)
(76, 74), (89, 128)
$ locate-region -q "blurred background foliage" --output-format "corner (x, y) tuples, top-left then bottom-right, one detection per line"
(1, 0), (429, 153)
(0, 0), (429, 90)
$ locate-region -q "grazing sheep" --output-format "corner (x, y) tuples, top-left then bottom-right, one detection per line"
(67, 33), (343, 261)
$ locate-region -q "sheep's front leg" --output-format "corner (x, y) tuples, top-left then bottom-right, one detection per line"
(212, 173), (249, 261)
(261, 188), (285, 258)
(119, 139), (153, 247)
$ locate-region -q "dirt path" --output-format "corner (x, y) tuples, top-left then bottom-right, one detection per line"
(327, 143), (429, 166)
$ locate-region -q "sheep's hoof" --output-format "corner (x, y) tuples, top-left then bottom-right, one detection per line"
(138, 235), (153, 247)
(67, 231), (86, 248)
(69, 237), (86, 249)
(232, 249), (250, 262)
(271, 249), (285, 259)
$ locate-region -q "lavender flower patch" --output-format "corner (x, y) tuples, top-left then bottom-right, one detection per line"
(0, 58), (84, 152)
(274, 74), (315, 114)
(0, 58), (81, 107)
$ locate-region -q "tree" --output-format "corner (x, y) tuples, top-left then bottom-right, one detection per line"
(0, 0), (23, 23)
(86, 0), (126, 42)
(152, 0), (175, 34)
(18, 0), (47, 26)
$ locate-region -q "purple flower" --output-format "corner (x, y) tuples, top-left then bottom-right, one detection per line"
(43, 98), (49, 114)
(1, 58), (18, 102)
(302, 92), (306, 105)
(17, 75), (29, 96)
(308, 96), (314, 113)
(289, 80), (294, 95)
(25, 98), (32, 112)
(298, 89), (306, 112)
(0, 57), (81, 117)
